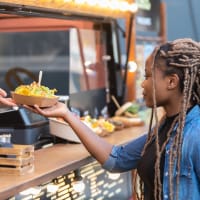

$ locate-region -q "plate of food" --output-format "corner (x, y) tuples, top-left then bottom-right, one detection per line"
(111, 101), (144, 127)
(81, 115), (115, 137)
(11, 81), (58, 107)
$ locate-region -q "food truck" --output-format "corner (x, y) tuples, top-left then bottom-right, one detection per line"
(0, 0), (165, 199)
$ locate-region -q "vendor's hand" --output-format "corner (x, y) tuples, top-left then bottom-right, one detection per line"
(0, 88), (17, 107)
(24, 102), (69, 118)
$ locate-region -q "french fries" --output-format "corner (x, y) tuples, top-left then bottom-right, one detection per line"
(14, 81), (57, 98)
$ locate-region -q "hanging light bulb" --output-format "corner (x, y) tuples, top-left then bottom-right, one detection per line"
(72, 170), (85, 193)
(128, 61), (137, 72)
(46, 183), (59, 193)
(46, 178), (60, 193)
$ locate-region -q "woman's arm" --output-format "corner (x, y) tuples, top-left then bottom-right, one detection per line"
(27, 103), (113, 165)
(103, 134), (147, 172)
(63, 108), (113, 164)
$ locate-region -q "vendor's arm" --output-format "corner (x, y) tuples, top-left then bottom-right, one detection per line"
(0, 88), (16, 107)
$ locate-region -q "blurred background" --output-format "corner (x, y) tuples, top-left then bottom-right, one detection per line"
(165, 0), (200, 41)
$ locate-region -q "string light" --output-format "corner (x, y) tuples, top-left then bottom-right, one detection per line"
(2, 0), (138, 16)
(46, 179), (60, 193)
(19, 186), (41, 196)
(128, 61), (138, 72)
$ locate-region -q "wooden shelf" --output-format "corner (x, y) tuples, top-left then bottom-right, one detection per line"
(0, 145), (34, 175)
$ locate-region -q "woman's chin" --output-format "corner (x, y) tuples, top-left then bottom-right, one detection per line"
(144, 100), (153, 108)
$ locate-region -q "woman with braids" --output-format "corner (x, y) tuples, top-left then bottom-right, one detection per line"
(25, 38), (200, 200)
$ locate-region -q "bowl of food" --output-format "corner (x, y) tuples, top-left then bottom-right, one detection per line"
(11, 81), (58, 107)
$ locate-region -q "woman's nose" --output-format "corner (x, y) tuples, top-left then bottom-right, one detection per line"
(141, 80), (145, 88)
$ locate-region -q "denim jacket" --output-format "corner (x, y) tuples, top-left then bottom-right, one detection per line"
(103, 105), (200, 200)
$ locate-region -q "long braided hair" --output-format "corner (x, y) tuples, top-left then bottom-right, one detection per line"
(134, 38), (200, 200)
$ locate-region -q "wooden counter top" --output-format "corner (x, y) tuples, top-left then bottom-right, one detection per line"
(0, 125), (147, 199)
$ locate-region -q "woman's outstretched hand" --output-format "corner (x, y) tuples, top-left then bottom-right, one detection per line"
(0, 88), (17, 107)
(24, 102), (69, 119)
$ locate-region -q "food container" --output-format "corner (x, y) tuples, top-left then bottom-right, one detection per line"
(11, 92), (58, 107)
(49, 118), (81, 143)
(0, 144), (34, 175)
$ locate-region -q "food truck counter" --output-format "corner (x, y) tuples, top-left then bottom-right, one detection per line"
(0, 125), (147, 199)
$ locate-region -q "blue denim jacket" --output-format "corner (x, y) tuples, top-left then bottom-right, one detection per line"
(103, 105), (200, 200)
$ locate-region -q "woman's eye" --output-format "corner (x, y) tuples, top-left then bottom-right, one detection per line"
(144, 75), (149, 79)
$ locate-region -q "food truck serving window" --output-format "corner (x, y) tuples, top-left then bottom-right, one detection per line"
(0, 17), (107, 96)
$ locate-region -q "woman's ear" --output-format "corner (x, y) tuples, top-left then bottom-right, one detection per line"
(167, 74), (179, 90)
